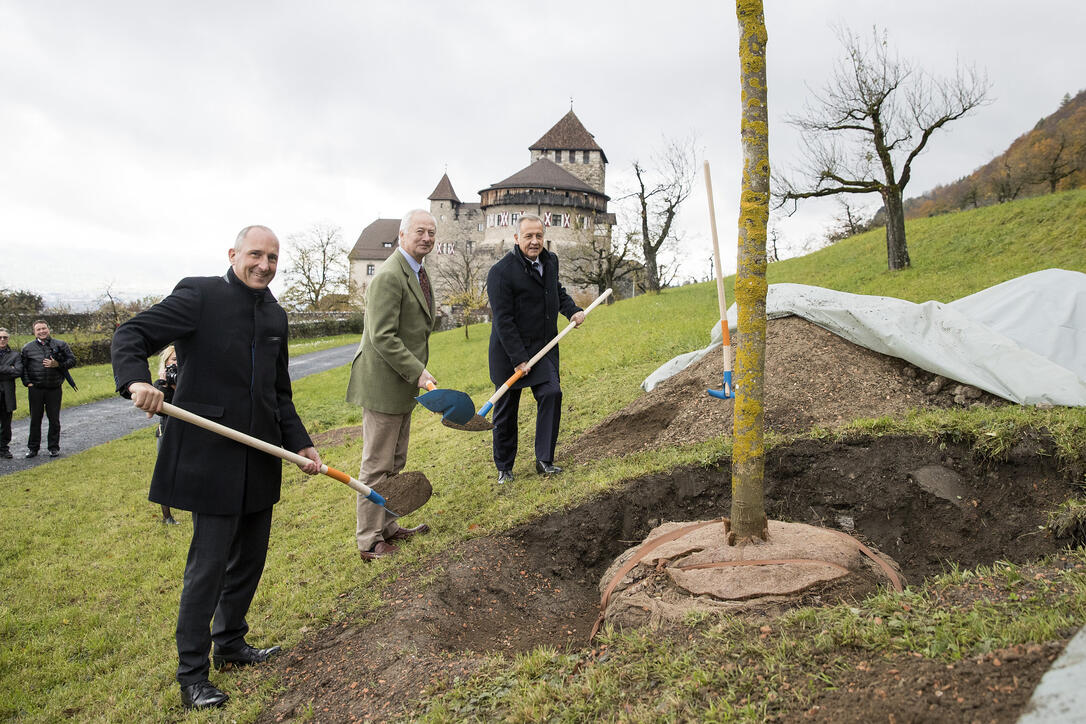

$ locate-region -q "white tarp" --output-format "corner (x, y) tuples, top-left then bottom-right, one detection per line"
(642, 269), (1086, 407)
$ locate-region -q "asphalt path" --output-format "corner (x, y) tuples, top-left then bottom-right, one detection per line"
(0, 343), (357, 478)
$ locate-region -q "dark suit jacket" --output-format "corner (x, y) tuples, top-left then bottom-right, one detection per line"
(111, 268), (312, 515)
(487, 247), (581, 389)
(0, 347), (21, 412)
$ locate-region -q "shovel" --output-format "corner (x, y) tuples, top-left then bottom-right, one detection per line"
(415, 381), (476, 425)
(151, 401), (401, 516)
(443, 288), (613, 432)
(703, 160), (733, 400)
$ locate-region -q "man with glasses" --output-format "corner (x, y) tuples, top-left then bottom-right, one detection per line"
(0, 329), (21, 459)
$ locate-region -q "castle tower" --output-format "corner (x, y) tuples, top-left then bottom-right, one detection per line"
(528, 110), (607, 195)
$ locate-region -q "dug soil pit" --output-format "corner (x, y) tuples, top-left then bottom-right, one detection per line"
(565, 315), (1007, 462)
(257, 434), (1080, 723)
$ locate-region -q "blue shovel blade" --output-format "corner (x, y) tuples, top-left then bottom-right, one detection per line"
(415, 387), (476, 425)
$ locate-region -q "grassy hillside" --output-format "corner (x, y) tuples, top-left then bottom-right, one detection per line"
(1, 192), (1085, 721)
(767, 188), (1086, 302)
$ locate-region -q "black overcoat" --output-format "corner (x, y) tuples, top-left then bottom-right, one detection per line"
(111, 268), (312, 515)
(487, 247), (582, 389)
(0, 347), (21, 412)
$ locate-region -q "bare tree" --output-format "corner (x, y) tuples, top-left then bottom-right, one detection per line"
(623, 136), (697, 292)
(1029, 131), (1083, 193)
(565, 221), (639, 300)
(776, 26), (990, 270)
(281, 223), (350, 311)
(429, 240), (489, 338)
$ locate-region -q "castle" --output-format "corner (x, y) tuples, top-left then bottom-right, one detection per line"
(348, 111), (615, 308)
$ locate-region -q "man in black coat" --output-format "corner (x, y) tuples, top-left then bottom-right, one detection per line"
(0, 328), (22, 458)
(112, 225), (322, 711)
(20, 320), (76, 458)
(486, 214), (584, 483)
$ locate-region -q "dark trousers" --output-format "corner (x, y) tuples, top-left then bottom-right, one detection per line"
(0, 408), (11, 452)
(492, 359), (562, 471)
(176, 507), (273, 685)
(27, 386), (62, 452)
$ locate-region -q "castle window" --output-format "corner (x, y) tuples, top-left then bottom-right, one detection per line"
(477, 223), (484, 232)
(554, 150), (562, 162)
(367, 264), (375, 275)
(583, 150), (591, 163)
(382, 241), (393, 247)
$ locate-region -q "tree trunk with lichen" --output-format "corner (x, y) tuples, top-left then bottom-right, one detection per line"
(729, 0), (769, 545)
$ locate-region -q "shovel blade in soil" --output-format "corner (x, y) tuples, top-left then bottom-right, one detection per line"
(440, 414), (494, 432)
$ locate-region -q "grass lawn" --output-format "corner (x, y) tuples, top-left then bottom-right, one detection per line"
(2, 191), (1085, 721)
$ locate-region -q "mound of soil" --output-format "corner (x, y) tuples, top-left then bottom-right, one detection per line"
(257, 435), (1079, 722)
(565, 316), (1006, 462)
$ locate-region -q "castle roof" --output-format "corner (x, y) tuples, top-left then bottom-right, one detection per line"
(529, 110), (607, 162)
(427, 173), (461, 203)
(483, 158), (604, 197)
(348, 218), (399, 260)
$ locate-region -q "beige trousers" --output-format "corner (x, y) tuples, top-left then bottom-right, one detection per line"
(355, 408), (410, 552)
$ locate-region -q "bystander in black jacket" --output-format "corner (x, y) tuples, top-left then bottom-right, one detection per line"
(0, 345), (21, 412)
(21, 336), (76, 389)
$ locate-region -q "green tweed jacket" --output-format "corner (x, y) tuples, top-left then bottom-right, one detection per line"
(346, 250), (435, 414)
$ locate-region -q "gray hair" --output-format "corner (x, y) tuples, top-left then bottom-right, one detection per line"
(399, 209), (435, 234)
(516, 213), (544, 234)
(0, 327), (8, 335)
(234, 225), (276, 251)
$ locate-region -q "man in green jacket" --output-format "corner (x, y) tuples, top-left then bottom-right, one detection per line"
(346, 209), (437, 561)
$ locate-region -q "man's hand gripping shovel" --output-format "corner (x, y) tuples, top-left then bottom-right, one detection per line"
(442, 288), (613, 432)
(137, 401), (415, 517)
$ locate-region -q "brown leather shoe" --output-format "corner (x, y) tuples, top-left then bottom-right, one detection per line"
(359, 540), (398, 561)
(388, 523), (430, 541)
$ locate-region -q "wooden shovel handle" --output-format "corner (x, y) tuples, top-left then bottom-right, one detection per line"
(478, 288), (612, 416)
(157, 401), (383, 502)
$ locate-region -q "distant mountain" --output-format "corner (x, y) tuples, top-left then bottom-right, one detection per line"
(904, 89), (1086, 218)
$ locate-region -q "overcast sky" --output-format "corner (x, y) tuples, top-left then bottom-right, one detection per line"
(2, 0), (1082, 307)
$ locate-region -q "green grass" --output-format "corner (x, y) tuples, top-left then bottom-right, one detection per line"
(6, 333), (359, 421)
(2, 191), (1086, 721)
(766, 188), (1086, 302)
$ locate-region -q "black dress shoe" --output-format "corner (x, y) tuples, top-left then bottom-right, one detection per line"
(388, 523), (430, 541)
(25, 450), (38, 458)
(48, 450), (60, 457)
(180, 680), (229, 710)
(0, 450), (12, 459)
(213, 643), (282, 670)
(497, 470), (514, 484)
(535, 461), (563, 475)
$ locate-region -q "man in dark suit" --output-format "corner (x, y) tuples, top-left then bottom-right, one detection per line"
(0, 328), (22, 459)
(112, 225), (322, 711)
(486, 214), (584, 484)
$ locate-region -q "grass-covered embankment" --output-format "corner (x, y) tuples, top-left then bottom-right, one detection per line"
(2, 190), (1086, 721)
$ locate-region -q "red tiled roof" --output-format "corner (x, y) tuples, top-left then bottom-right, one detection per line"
(348, 218), (399, 260)
(427, 173), (461, 203)
(529, 111), (607, 162)
(483, 158), (602, 196)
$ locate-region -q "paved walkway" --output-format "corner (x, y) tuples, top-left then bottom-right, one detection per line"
(0, 343), (356, 477)
(1017, 626), (1086, 724)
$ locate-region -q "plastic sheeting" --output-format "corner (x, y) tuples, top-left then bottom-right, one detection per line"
(642, 269), (1086, 407)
